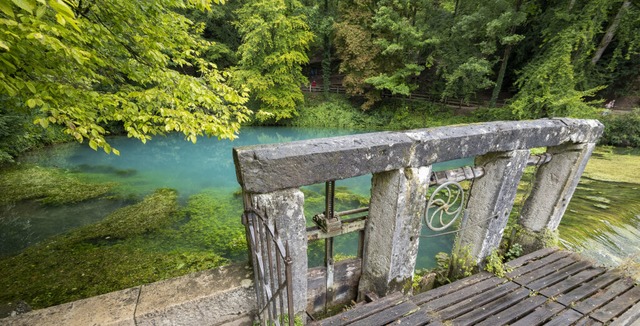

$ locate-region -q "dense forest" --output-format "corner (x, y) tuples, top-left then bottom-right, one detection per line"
(1, 0), (640, 162)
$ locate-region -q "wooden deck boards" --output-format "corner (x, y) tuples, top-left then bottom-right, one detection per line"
(310, 249), (640, 326)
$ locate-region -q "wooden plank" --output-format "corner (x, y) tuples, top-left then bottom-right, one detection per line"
(307, 258), (362, 313)
(590, 286), (640, 323)
(313, 292), (404, 326)
(435, 282), (520, 320)
(349, 301), (419, 326)
(539, 267), (605, 298)
(411, 272), (494, 306)
(556, 271), (621, 306)
(507, 251), (571, 279)
(527, 260), (592, 291)
(509, 301), (565, 326)
(507, 247), (558, 269)
(573, 278), (635, 315)
(387, 309), (431, 326)
(543, 308), (583, 326)
(475, 295), (548, 326)
(512, 256), (577, 286)
(451, 286), (531, 325)
(416, 277), (505, 313)
(609, 301), (640, 326)
(574, 316), (604, 326)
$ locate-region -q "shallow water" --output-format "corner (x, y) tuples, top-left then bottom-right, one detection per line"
(560, 178), (640, 266)
(3, 127), (640, 269)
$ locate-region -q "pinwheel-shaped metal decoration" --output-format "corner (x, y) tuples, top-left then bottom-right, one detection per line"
(425, 181), (465, 231)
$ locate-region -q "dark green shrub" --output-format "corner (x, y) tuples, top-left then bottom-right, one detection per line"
(600, 109), (640, 147)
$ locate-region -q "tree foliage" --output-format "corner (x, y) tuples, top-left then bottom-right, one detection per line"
(0, 0), (250, 155)
(233, 0), (314, 121)
(329, 0), (640, 115)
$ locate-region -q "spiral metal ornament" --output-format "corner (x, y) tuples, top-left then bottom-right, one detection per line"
(425, 181), (465, 231)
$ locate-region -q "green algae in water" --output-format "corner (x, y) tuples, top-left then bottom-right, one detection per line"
(560, 178), (640, 267)
(0, 165), (115, 206)
(0, 189), (228, 309)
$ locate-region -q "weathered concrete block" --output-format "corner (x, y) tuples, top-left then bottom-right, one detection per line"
(249, 189), (307, 317)
(517, 143), (597, 251)
(234, 119), (603, 194)
(135, 264), (255, 326)
(457, 150), (530, 264)
(358, 166), (431, 297)
(2, 287), (140, 326)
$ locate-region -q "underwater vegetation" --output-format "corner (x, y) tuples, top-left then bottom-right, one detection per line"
(0, 164), (373, 309)
(0, 165), (115, 206)
(0, 188), (229, 309)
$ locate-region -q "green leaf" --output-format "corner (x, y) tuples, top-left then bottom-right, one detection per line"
(26, 98), (37, 108)
(11, 0), (36, 14)
(26, 81), (36, 93)
(88, 139), (98, 151)
(0, 40), (9, 51)
(0, 0), (14, 18)
(54, 12), (65, 25)
(0, 0), (16, 18)
(48, 0), (73, 19)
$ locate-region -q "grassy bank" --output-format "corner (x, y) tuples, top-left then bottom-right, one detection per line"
(279, 93), (477, 130)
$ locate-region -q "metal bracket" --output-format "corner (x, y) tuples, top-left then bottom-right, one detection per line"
(312, 180), (342, 233)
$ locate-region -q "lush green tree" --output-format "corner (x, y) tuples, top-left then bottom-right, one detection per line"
(365, 0), (428, 96)
(233, 0), (314, 121)
(333, 0), (381, 108)
(0, 0), (250, 155)
(431, 0), (527, 103)
(509, 0), (640, 118)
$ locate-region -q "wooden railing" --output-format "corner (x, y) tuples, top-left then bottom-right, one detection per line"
(234, 118), (603, 324)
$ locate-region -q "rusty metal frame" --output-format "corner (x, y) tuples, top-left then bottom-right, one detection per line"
(243, 208), (295, 326)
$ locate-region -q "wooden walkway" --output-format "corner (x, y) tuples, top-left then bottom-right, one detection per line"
(312, 248), (640, 326)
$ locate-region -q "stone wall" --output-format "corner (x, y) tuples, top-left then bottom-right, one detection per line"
(2, 264), (256, 326)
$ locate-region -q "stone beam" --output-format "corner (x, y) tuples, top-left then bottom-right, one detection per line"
(234, 119), (602, 194)
(517, 143), (597, 251)
(457, 150), (530, 264)
(358, 166), (431, 297)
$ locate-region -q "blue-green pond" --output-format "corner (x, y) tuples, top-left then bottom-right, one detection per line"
(2, 126), (639, 269)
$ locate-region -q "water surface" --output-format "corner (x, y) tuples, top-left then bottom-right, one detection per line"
(3, 127), (639, 269)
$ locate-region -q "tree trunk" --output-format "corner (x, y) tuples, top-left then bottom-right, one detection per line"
(490, 45), (512, 107)
(490, 0), (522, 107)
(591, 0), (632, 65)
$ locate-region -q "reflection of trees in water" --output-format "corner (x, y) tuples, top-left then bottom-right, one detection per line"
(0, 203), (33, 257)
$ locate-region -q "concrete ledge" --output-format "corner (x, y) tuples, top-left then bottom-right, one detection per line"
(136, 264), (256, 326)
(1, 287), (139, 326)
(234, 119), (603, 193)
(2, 264), (256, 326)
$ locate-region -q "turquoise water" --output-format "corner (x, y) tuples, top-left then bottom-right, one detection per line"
(3, 127), (639, 270)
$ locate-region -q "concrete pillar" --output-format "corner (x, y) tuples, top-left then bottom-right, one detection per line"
(249, 188), (307, 319)
(358, 166), (431, 298)
(457, 150), (530, 264)
(517, 143), (596, 251)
